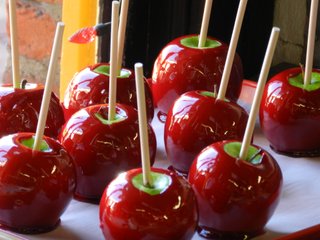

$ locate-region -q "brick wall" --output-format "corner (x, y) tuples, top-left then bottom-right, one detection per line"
(273, 0), (307, 66)
(1, 0), (62, 94)
(269, 0), (320, 68)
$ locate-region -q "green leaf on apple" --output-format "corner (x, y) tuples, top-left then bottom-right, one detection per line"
(289, 72), (320, 91)
(95, 113), (126, 125)
(20, 137), (51, 152)
(181, 36), (221, 49)
(224, 141), (262, 164)
(94, 65), (131, 78)
(132, 172), (172, 196)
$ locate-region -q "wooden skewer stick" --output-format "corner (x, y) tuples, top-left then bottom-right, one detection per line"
(135, 63), (153, 187)
(217, 0), (248, 100)
(8, 0), (21, 88)
(33, 22), (65, 151)
(108, 1), (120, 121)
(304, 0), (319, 86)
(239, 27), (280, 160)
(198, 0), (213, 48)
(117, 0), (129, 74)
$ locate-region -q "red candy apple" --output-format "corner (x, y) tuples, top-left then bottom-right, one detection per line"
(0, 132), (76, 233)
(188, 140), (282, 239)
(151, 34), (243, 119)
(59, 103), (157, 202)
(165, 90), (248, 175)
(62, 63), (154, 122)
(260, 67), (320, 157)
(0, 83), (65, 138)
(99, 167), (198, 240)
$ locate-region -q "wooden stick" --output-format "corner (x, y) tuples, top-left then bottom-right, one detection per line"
(33, 22), (65, 151)
(304, 0), (319, 86)
(117, 0), (129, 74)
(198, 0), (213, 48)
(108, 1), (120, 121)
(217, 0), (248, 100)
(239, 27), (280, 160)
(8, 0), (21, 88)
(134, 63), (153, 187)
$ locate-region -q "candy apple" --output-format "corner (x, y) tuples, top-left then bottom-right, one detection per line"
(62, 63), (154, 122)
(59, 103), (157, 203)
(165, 90), (248, 175)
(259, 67), (320, 157)
(188, 140), (282, 239)
(99, 167), (198, 240)
(151, 34), (243, 119)
(0, 83), (65, 138)
(0, 132), (76, 233)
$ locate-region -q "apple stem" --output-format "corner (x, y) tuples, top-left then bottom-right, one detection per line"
(214, 84), (217, 97)
(117, 0), (129, 75)
(135, 63), (153, 188)
(239, 27), (280, 160)
(33, 22), (64, 151)
(304, 0), (319, 87)
(20, 79), (27, 89)
(108, 1), (120, 121)
(217, 0), (248, 101)
(8, 0), (21, 89)
(198, 0), (213, 48)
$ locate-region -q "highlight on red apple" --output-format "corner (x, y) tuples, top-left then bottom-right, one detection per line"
(0, 132), (76, 234)
(165, 90), (248, 175)
(62, 63), (154, 122)
(188, 140), (283, 239)
(151, 34), (243, 120)
(59, 103), (157, 203)
(260, 67), (320, 157)
(99, 167), (198, 239)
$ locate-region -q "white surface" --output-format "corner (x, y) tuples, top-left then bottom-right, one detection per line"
(14, 111), (320, 240)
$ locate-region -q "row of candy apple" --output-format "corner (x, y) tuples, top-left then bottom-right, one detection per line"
(0, 25), (281, 239)
(65, 0), (320, 160)
(0, 0), (180, 237)
(0, 0), (246, 213)
(99, 26), (283, 240)
(0, 2), (245, 240)
(0, 16), (191, 237)
(0, 0), (244, 220)
(2, 0), (319, 159)
(1, 0), (318, 238)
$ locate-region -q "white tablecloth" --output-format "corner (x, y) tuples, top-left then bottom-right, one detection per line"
(9, 109), (320, 240)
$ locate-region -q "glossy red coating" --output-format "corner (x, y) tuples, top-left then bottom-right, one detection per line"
(59, 104), (157, 202)
(188, 140), (283, 239)
(0, 133), (76, 233)
(99, 167), (198, 240)
(62, 63), (154, 122)
(165, 91), (248, 174)
(260, 68), (320, 156)
(151, 34), (243, 118)
(0, 83), (65, 138)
